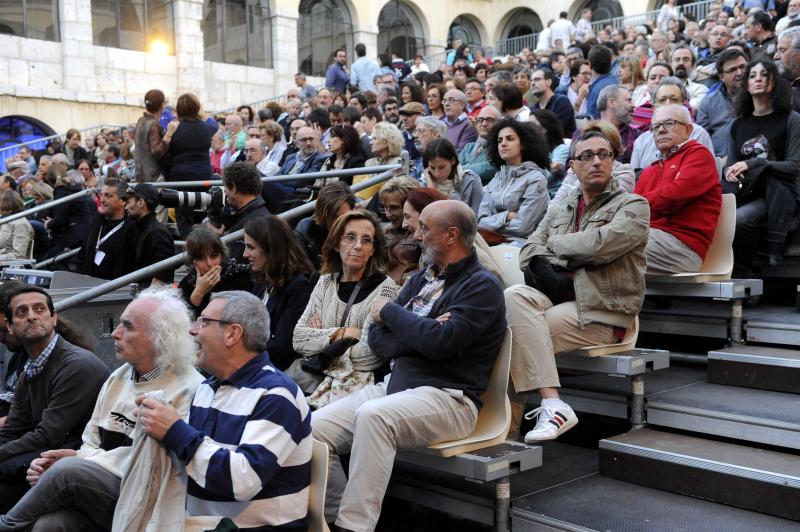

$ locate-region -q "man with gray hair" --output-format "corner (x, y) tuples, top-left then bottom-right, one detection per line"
(313, 200), (506, 531)
(137, 290), (312, 530)
(634, 104), (722, 275)
(597, 84), (640, 164)
(442, 89), (478, 151)
(412, 115), (446, 179)
(0, 287), (204, 530)
(775, 26), (800, 112)
(244, 138), (278, 176)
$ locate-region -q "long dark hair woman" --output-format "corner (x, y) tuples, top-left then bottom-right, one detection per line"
(724, 59), (800, 270)
(244, 215), (314, 370)
(318, 125), (366, 186)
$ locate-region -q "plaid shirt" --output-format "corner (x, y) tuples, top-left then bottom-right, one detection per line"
(23, 333), (59, 380)
(131, 366), (163, 383)
(405, 265), (446, 317)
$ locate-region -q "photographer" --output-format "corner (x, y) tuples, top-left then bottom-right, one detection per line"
(120, 183), (176, 287)
(220, 162), (268, 261)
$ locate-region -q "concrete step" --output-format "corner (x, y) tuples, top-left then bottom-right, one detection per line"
(511, 473), (800, 531)
(708, 345), (800, 394)
(599, 428), (800, 521)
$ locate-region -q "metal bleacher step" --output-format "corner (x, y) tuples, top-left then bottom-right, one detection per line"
(646, 380), (800, 450)
(708, 345), (800, 394)
(745, 309), (800, 346)
(599, 428), (800, 521)
(511, 473), (800, 532)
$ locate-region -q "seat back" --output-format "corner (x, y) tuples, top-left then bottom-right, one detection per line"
(308, 439), (330, 532)
(488, 245), (524, 287)
(427, 328), (512, 457)
(574, 316), (639, 357)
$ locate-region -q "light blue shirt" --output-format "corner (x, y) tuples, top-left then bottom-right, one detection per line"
(350, 56), (382, 92)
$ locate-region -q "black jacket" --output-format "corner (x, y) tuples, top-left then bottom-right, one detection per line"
(79, 216), (140, 280)
(293, 216), (328, 271)
(368, 251), (506, 408)
(45, 185), (96, 257)
(254, 275), (313, 371)
(225, 196), (269, 262)
(133, 212), (176, 286)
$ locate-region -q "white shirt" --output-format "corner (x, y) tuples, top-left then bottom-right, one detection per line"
(549, 19), (575, 49)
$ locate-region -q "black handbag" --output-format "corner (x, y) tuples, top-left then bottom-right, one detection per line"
(301, 278), (364, 374)
(524, 255), (574, 305)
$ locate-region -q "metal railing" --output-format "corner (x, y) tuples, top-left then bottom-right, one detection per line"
(53, 168), (397, 311)
(591, 0), (715, 31)
(0, 188), (98, 227)
(493, 34), (539, 58)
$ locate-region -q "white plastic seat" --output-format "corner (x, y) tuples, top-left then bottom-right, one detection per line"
(426, 328), (512, 458)
(650, 194), (736, 283)
(568, 316), (639, 357)
(488, 244), (524, 287)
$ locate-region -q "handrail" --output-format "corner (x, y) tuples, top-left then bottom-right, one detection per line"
(0, 188), (98, 227)
(53, 169), (396, 311)
(590, 0), (714, 31)
(34, 248), (81, 269)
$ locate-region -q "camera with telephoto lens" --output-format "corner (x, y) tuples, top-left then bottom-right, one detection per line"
(157, 186), (227, 227)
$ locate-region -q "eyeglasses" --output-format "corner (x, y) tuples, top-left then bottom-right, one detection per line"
(194, 316), (232, 328)
(574, 150), (614, 162)
(476, 117), (497, 124)
(296, 137), (316, 143)
(442, 98), (463, 104)
(722, 64), (747, 75)
(650, 119), (689, 132)
(340, 233), (374, 247)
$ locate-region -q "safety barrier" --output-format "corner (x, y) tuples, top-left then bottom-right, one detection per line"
(52, 167), (398, 311)
(591, 0), (715, 31)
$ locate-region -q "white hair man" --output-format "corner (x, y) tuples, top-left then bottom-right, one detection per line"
(244, 138), (278, 176)
(0, 287), (204, 531)
(412, 116), (446, 179)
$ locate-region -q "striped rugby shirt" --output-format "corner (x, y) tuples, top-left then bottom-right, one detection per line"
(162, 352), (312, 529)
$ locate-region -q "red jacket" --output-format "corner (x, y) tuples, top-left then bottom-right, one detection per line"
(635, 140), (721, 259)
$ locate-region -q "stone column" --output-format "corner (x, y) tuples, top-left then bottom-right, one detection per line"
(173, 0), (206, 100)
(60, 0), (97, 96)
(353, 28), (379, 57)
(271, 8), (300, 99)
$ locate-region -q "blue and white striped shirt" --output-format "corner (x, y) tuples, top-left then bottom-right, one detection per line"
(163, 352), (312, 530)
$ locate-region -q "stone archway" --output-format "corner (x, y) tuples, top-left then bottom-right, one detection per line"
(297, 0), (355, 77)
(377, 0), (426, 60)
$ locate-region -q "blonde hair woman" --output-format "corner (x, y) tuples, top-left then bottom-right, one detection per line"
(355, 122), (406, 200)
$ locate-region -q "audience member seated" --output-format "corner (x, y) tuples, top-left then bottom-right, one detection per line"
(313, 200), (506, 531)
(295, 182), (356, 271)
(635, 104), (722, 275)
(317, 124), (367, 188)
(494, 80), (531, 121)
(421, 138), (482, 214)
(696, 49), (748, 157)
(630, 78), (715, 171)
(120, 183), (176, 287)
(292, 210), (399, 409)
(243, 215), (313, 371)
(442, 89), (478, 151)
(412, 116), (446, 180)
(43, 170), (95, 260)
(0, 192), (33, 262)
(0, 285), (109, 512)
(552, 121), (636, 203)
(179, 227), (252, 315)
(630, 62), (672, 130)
(356, 122), (406, 201)
(596, 84), (640, 164)
(221, 162), (268, 261)
(530, 68), (577, 137)
(244, 138), (279, 177)
(376, 176), (419, 250)
(505, 130), (649, 443)
(59, 129), (89, 170)
(260, 120), (288, 167)
(271, 126), (328, 211)
(477, 118), (550, 245)
(137, 291), (312, 530)
(0, 288), (203, 530)
(529, 109), (569, 195)
(459, 105), (501, 184)
(78, 177), (140, 280)
(724, 59), (800, 271)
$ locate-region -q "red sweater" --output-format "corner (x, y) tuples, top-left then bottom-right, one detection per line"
(634, 140), (721, 259)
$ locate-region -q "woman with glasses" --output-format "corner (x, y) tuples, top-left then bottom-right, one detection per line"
(295, 182), (357, 271)
(243, 215), (313, 371)
(478, 118), (550, 245)
(293, 209), (398, 408)
(724, 59), (800, 271)
(567, 60), (592, 117)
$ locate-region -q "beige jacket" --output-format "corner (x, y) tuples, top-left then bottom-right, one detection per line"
(519, 178), (650, 329)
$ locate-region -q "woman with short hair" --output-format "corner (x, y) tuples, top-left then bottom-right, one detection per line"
(0, 191), (33, 261)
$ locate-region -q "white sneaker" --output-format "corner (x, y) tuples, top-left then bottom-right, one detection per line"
(523, 402), (578, 443)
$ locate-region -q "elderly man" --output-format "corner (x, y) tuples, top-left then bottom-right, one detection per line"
(459, 105), (501, 183)
(776, 27), (800, 112)
(280, 118), (308, 166)
(670, 46), (708, 112)
(278, 126), (327, 177)
(635, 104), (722, 275)
(412, 116), (446, 180)
(597, 84), (640, 164)
(244, 138), (278, 176)
(531, 68), (576, 137)
(0, 288), (203, 531)
(777, 0), (800, 34)
(0, 285), (109, 512)
(221, 114), (246, 168)
(697, 49), (748, 156)
(505, 130), (649, 442)
(138, 291), (312, 530)
(630, 78), (715, 171)
(5, 162), (29, 184)
(399, 102), (424, 162)
(442, 89), (478, 152)
(313, 200), (506, 531)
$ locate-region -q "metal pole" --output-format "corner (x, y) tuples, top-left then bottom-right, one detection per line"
(53, 170), (396, 312)
(495, 476), (510, 532)
(146, 163), (402, 189)
(0, 188), (98, 227)
(34, 248), (81, 269)
(630, 374), (645, 429)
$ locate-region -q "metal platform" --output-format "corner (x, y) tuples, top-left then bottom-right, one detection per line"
(746, 309), (800, 346)
(645, 278), (763, 299)
(708, 345), (800, 393)
(599, 428), (800, 521)
(646, 381), (800, 450)
(511, 474), (800, 531)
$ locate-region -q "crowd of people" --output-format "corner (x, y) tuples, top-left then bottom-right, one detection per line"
(0, 0), (798, 529)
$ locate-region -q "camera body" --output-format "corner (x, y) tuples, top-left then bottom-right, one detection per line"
(157, 186), (228, 227)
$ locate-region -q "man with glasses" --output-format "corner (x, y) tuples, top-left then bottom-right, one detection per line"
(412, 116), (446, 180)
(696, 25), (732, 85)
(775, 26), (800, 112)
(137, 290), (312, 530)
(505, 130), (649, 442)
(634, 104), (722, 275)
(460, 106), (501, 184)
(697, 49), (749, 156)
(244, 138), (278, 177)
(464, 78), (488, 120)
(442, 89), (478, 152)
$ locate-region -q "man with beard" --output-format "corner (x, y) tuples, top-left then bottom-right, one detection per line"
(120, 183), (175, 287)
(325, 48), (349, 95)
(312, 200), (506, 530)
(670, 46), (708, 112)
(79, 177), (140, 280)
(382, 97), (400, 125)
(775, 26), (800, 112)
(531, 68), (576, 137)
(0, 285), (108, 512)
(697, 49), (748, 156)
(597, 84), (640, 164)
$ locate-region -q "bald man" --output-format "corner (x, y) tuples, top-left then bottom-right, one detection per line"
(268, 127), (327, 213)
(313, 200), (506, 531)
(221, 114), (246, 168)
(459, 105), (502, 183)
(244, 138), (278, 176)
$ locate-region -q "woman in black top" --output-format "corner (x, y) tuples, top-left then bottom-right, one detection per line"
(244, 215), (314, 370)
(724, 59), (800, 270)
(317, 125), (366, 187)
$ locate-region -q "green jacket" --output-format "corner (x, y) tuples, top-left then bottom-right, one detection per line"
(519, 178), (650, 329)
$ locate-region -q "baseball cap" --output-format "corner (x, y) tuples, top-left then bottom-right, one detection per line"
(122, 183), (159, 208)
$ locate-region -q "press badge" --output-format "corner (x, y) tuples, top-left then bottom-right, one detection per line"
(94, 250), (106, 266)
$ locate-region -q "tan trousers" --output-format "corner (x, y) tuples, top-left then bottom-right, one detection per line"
(311, 380), (478, 532)
(505, 284), (617, 393)
(645, 228), (703, 275)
